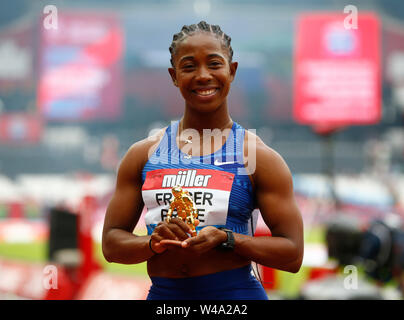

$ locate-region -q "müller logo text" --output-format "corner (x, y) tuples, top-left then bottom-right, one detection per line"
(162, 170), (212, 188)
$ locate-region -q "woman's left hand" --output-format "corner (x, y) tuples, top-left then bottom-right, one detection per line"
(159, 226), (227, 255)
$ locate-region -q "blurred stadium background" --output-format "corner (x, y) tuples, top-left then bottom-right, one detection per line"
(0, 0), (404, 300)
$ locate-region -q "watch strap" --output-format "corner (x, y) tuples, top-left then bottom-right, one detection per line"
(217, 227), (235, 250)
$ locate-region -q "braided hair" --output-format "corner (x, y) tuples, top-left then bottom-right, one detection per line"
(169, 21), (233, 67)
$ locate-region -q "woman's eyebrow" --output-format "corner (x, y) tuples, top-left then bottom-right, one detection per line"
(179, 56), (194, 64)
(179, 53), (225, 64)
(207, 53), (225, 60)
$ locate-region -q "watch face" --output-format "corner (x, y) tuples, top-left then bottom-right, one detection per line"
(219, 228), (235, 250)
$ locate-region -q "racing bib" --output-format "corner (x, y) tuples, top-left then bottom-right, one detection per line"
(142, 168), (235, 234)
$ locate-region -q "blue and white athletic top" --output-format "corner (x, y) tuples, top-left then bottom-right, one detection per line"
(141, 120), (258, 236)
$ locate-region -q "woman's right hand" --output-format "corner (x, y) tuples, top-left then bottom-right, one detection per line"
(150, 218), (193, 254)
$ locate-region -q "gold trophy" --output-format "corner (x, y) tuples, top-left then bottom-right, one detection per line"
(166, 186), (199, 236)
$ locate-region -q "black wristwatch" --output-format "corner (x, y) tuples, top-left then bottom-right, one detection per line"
(217, 227), (235, 251)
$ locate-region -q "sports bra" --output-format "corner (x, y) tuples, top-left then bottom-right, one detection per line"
(141, 120), (258, 236)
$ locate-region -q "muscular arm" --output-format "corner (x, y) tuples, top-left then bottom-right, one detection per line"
(179, 134), (304, 273)
(233, 136), (304, 273)
(102, 138), (157, 264)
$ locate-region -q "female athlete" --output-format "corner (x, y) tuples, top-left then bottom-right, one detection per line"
(102, 21), (304, 300)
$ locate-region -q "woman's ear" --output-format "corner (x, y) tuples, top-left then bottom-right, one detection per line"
(168, 67), (178, 86)
(229, 61), (238, 83)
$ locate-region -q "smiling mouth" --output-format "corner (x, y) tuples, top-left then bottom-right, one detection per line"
(192, 88), (218, 97)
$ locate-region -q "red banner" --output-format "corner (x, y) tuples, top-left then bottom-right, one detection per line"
(293, 13), (381, 127)
(37, 12), (124, 121)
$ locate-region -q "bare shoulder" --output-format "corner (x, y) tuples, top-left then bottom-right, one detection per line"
(127, 127), (167, 159)
(118, 127), (167, 181)
(243, 129), (293, 192)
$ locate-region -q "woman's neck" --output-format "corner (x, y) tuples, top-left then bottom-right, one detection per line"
(181, 104), (233, 133)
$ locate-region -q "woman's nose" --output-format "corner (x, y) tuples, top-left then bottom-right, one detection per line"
(195, 65), (213, 82)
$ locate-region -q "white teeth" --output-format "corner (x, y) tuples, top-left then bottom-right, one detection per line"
(195, 89), (216, 96)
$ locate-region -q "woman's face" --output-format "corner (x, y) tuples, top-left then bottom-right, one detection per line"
(168, 32), (238, 114)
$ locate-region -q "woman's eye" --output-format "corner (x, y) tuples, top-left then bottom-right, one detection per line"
(209, 61), (222, 67)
